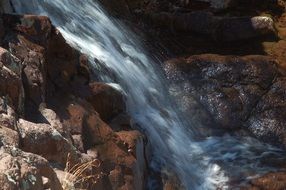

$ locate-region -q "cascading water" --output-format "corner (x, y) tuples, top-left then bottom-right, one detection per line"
(11, 0), (286, 189)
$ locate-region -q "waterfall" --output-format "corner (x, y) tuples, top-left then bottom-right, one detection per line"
(11, 0), (285, 189)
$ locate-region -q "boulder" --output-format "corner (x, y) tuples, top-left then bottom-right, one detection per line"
(69, 81), (126, 122)
(165, 54), (286, 148)
(0, 126), (19, 147)
(213, 16), (275, 42)
(57, 97), (123, 150)
(46, 27), (81, 89)
(48, 95), (146, 190)
(0, 97), (18, 130)
(164, 54), (277, 130)
(17, 119), (80, 166)
(0, 47), (23, 112)
(39, 104), (73, 143)
(147, 11), (275, 42)
(0, 13), (84, 120)
(116, 130), (146, 189)
(247, 78), (286, 147)
(86, 82), (126, 122)
(1, 14), (51, 118)
(0, 146), (62, 190)
(109, 113), (135, 131)
(116, 130), (144, 158)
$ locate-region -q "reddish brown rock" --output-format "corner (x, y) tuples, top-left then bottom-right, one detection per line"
(0, 125), (19, 147)
(18, 119), (80, 166)
(0, 14), (51, 118)
(109, 113), (135, 132)
(48, 95), (146, 190)
(46, 27), (81, 89)
(0, 97), (18, 130)
(271, 40), (286, 69)
(242, 172), (286, 190)
(86, 82), (126, 122)
(39, 105), (73, 143)
(0, 14), (85, 121)
(0, 146), (62, 190)
(70, 81), (126, 122)
(2, 14), (53, 109)
(0, 47), (23, 112)
(116, 130), (144, 158)
(162, 174), (184, 190)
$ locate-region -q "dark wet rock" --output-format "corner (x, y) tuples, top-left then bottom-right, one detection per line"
(98, 0), (131, 17)
(196, 0), (237, 9)
(247, 78), (286, 147)
(70, 81), (126, 123)
(213, 16), (276, 42)
(147, 11), (217, 34)
(147, 11), (275, 42)
(164, 53), (286, 148)
(86, 82), (126, 122)
(46, 27), (82, 89)
(109, 113), (135, 132)
(164, 54), (277, 130)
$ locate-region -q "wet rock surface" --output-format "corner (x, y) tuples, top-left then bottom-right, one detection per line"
(164, 54), (278, 130)
(163, 53), (286, 164)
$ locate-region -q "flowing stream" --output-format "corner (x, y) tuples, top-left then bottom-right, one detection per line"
(11, 0), (286, 189)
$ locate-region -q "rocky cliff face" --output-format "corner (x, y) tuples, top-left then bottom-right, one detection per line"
(0, 11), (147, 190)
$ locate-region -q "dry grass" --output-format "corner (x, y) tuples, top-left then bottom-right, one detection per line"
(62, 153), (102, 190)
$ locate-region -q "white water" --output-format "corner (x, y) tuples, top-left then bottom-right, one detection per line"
(12, 0), (285, 189)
